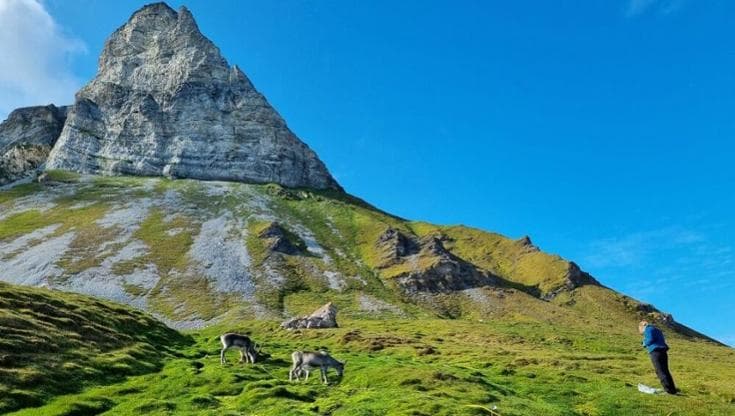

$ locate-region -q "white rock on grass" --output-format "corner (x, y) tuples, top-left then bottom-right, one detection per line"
(324, 271), (347, 291)
(63, 272), (133, 305)
(0, 232), (75, 286)
(0, 224), (61, 259)
(97, 198), (152, 232)
(189, 215), (256, 299)
(122, 264), (159, 291)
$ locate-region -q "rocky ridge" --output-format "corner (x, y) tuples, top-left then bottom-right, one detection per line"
(0, 105), (68, 185)
(375, 228), (499, 294)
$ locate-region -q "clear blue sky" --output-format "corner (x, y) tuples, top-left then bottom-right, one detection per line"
(3, 0), (733, 345)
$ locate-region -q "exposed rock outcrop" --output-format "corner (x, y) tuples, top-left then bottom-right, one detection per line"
(515, 235), (540, 252)
(376, 228), (419, 266)
(257, 222), (304, 255)
(541, 262), (599, 300)
(281, 302), (338, 329)
(393, 235), (499, 294)
(45, 3), (339, 190)
(0, 105), (68, 185)
(375, 228), (498, 294)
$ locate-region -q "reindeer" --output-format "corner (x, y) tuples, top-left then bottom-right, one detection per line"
(289, 351), (345, 384)
(220, 333), (261, 365)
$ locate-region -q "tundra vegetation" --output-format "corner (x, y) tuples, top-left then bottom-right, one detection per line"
(1, 176), (734, 415)
(2, 4), (730, 414)
(0, 286), (734, 415)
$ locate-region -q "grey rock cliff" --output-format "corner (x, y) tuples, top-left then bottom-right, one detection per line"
(0, 105), (68, 185)
(46, 3), (340, 190)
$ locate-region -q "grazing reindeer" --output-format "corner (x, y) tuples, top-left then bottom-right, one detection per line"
(289, 351), (345, 384)
(220, 333), (260, 365)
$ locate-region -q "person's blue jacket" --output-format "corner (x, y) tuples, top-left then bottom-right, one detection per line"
(642, 325), (669, 353)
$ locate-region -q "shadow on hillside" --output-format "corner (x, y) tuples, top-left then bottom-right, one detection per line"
(0, 282), (195, 414)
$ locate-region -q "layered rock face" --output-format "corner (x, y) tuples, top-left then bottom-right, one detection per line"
(0, 105), (68, 185)
(46, 3), (339, 190)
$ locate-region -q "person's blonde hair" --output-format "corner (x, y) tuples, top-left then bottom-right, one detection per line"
(638, 320), (649, 333)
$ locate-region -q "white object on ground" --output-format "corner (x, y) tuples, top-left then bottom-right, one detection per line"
(637, 383), (663, 394)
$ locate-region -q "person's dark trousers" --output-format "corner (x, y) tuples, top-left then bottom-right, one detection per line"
(649, 348), (677, 394)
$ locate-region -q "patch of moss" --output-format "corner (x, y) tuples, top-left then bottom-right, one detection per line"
(129, 209), (219, 319)
(246, 220), (275, 267)
(122, 283), (147, 297)
(134, 209), (195, 276)
(0, 203), (109, 242)
(0, 183), (43, 204)
(149, 275), (236, 321)
(111, 259), (141, 276)
(44, 169), (80, 183)
(0, 210), (51, 240)
(58, 225), (123, 275)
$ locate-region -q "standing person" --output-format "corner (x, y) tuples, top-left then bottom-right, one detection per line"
(639, 320), (677, 394)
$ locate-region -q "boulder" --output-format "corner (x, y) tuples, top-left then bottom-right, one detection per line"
(281, 302), (338, 329)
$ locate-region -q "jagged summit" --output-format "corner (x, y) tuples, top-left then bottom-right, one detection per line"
(43, 2), (340, 190)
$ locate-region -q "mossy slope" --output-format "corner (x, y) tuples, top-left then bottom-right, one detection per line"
(6, 317), (734, 416)
(0, 174), (712, 341)
(0, 174), (733, 415)
(0, 282), (190, 414)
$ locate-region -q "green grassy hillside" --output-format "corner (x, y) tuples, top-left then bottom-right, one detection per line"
(0, 173), (692, 336)
(0, 282), (190, 414)
(4, 312), (734, 416)
(1, 174), (733, 415)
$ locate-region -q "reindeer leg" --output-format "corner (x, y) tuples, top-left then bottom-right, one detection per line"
(321, 366), (328, 384)
(290, 364), (298, 382)
(220, 347), (226, 365)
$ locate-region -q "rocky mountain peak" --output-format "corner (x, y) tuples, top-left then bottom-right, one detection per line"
(43, 2), (340, 190)
(90, 3), (230, 98)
